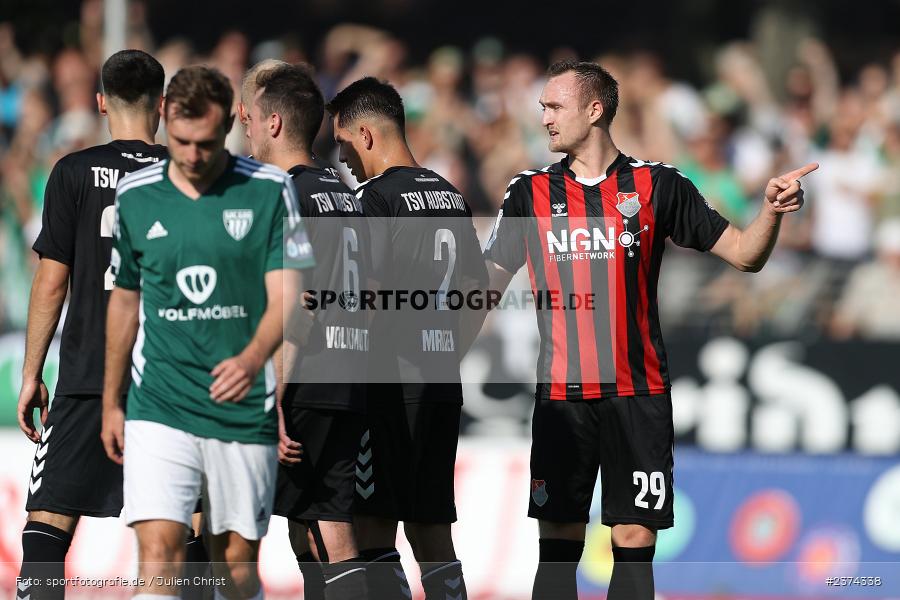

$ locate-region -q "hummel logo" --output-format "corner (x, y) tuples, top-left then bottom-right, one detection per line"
(146, 221), (168, 240)
(552, 202), (567, 216)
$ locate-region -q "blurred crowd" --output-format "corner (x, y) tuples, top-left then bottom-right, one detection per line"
(1, 1), (899, 341)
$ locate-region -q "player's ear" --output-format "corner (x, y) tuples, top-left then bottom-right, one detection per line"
(97, 93), (107, 116)
(360, 125), (374, 151)
(270, 113), (282, 138)
(588, 100), (604, 126)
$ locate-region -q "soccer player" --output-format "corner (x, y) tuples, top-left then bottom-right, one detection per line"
(15, 49), (167, 600)
(100, 65), (314, 600)
(244, 63), (369, 600)
(481, 60), (816, 600)
(328, 77), (487, 600)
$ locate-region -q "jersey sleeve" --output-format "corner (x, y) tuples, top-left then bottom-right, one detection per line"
(663, 168), (730, 251)
(110, 194), (140, 290)
(273, 179), (315, 271)
(361, 187), (392, 285)
(32, 159), (77, 265)
(483, 176), (527, 273)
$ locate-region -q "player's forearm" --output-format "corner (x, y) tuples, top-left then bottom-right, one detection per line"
(22, 264), (69, 381)
(102, 289), (139, 410)
(732, 204), (783, 273)
(242, 306), (285, 373)
(459, 261), (513, 356)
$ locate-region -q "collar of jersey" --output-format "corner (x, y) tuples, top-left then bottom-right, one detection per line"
(559, 152), (628, 184)
(163, 152), (236, 200)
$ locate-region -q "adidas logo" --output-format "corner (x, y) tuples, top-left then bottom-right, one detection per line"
(146, 221), (168, 240)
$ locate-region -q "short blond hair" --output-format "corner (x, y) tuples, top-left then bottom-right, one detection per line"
(241, 59), (289, 108)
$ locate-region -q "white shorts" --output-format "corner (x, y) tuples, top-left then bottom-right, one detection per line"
(124, 420), (277, 540)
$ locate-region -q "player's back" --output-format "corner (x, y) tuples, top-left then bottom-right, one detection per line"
(358, 166), (487, 402)
(33, 140), (167, 396)
(286, 164), (368, 412)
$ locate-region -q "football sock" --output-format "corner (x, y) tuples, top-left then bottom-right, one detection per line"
(421, 560), (467, 600)
(608, 545), (656, 600)
(19, 521), (73, 600)
(323, 557), (368, 600)
(360, 547), (410, 600)
(182, 533), (211, 600)
(297, 551), (326, 600)
(531, 538), (584, 600)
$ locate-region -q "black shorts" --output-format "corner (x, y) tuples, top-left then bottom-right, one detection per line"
(355, 397), (461, 524)
(528, 393), (674, 530)
(274, 408), (365, 523)
(25, 395), (123, 518)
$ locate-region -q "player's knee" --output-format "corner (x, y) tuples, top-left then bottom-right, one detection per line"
(138, 535), (185, 572)
(538, 520), (586, 541)
(405, 524), (455, 563)
(610, 524), (656, 548)
(223, 559), (257, 592)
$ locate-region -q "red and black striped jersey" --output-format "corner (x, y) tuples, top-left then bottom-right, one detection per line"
(484, 153), (729, 401)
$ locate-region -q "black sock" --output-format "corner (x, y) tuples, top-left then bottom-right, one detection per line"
(421, 560), (467, 600)
(360, 547), (410, 600)
(323, 556), (367, 600)
(19, 521), (74, 600)
(608, 545), (655, 600)
(297, 551), (326, 600)
(181, 534), (211, 600)
(531, 538), (583, 600)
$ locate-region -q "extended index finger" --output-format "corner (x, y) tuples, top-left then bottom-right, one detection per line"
(782, 162), (819, 181)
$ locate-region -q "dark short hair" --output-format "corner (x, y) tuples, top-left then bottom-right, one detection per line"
(326, 76), (405, 131)
(255, 63), (324, 150)
(164, 66), (233, 125)
(101, 50), (164, 108)
(547, 60), (619, 126)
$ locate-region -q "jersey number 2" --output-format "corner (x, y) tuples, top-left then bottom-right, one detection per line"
(434, 228), (457, 310)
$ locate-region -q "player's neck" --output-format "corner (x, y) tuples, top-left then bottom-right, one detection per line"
(567, 133), (619, 180)
(169, 150), (229, 200)
(266, 149), (315, 172)
(369, 145), (419, 178)
(107, 113), (157, 145)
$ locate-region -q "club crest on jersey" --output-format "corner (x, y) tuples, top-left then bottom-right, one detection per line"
(615, 192), (641, 218)
(551, 202), (568, 216)
(531, 479), (549, 507)
(176, 266), (217, 304)
(223, 209), (254, 241)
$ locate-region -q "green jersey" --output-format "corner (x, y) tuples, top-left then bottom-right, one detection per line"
(111, 154), (315, 443)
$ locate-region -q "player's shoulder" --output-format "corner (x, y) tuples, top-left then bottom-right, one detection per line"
(290, 164), (352, 192)
(233, 155), (292, 188)
(50, 142), (121, 174)
(116, 159), (168, 201)
(627, 157), (690, 183)
(503, 163), (555, 199)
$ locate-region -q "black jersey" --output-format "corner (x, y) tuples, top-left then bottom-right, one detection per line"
(359, 166), (488, 403)
(285, 164), (368, 412)
(32, 140), (168, 396)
